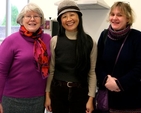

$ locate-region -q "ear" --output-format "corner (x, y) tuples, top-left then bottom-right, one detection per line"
(20, 20), (23, 25)
(127, 17), (129, 22)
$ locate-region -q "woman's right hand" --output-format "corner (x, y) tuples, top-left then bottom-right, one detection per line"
(105, 75), (121, 92)
(0, 103), (3, 113)
(45, 92), (52, 112)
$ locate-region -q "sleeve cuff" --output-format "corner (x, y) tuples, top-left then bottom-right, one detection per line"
(115, 80), (124, 91)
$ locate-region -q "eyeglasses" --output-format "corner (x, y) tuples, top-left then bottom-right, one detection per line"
(24, 15), (41, 20)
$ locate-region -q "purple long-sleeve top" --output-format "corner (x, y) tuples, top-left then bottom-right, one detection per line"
(0, 32), (51, 102)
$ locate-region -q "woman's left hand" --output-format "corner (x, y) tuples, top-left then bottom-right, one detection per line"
(45, 92), (52, 112)
(86, 97), (94, 113)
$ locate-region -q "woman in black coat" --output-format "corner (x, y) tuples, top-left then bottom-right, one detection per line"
(95, 1), (141, 113)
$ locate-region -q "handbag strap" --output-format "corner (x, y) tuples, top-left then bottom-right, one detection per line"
(112, 32), (130, 75)
(115, 36), (127, 65)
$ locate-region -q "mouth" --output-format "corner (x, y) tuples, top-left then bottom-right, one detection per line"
(112, 21), (120, 24)
(28, 23), (37, 26)
(66, 22), (74, 26)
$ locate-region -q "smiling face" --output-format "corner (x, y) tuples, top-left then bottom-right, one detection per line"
(109, 7), (129, 31)
(61, 11), (79, 32)
(22, 11), (41, 32)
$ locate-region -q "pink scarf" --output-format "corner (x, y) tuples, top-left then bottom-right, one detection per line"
(19, 25), (49, 78)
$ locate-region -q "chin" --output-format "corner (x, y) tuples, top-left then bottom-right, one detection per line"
(112, 26), (120, 31)
(28, 29), (38, 32)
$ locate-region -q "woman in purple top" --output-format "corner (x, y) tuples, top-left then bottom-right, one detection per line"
(0, 3), (51, 113)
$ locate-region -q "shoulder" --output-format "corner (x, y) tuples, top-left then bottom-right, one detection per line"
(130, 29), (141, 36)
(129, 29), (141, 40)
(85, 34), (97, 50)
(0, 32), (21, 50)
(50, 35), (58, 48)
(86, 34), (93, 42)
(86, 34), (92, 40)
(97, 29), (108, 45)
(2, 32), (21, 43)
(99, 29), (108, 36)
(86, 34), (97, 45)
(128, 29), (141, 47)
(42, 33), (51, 38)
(130, 29), (141, 33)
(42, 33), (51, 41)
(7, 32), (20, 39)
(51, 35), (57, 42)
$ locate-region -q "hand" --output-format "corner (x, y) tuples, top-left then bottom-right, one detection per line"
(45, 92), (52, 112)
(105, 75), (121, 92)
(0, 103), (3, 113)
(86, 97), (94, 113)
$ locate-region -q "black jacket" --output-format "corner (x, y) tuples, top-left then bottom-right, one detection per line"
(96, 29), (141, 109)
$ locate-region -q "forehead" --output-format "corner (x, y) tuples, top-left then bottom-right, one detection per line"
(25, 11), (39, 15)
(62, 11), (77, 15)
(111, 7), (124, 14)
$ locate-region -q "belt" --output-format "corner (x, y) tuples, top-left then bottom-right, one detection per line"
(53, 79), (81, 88)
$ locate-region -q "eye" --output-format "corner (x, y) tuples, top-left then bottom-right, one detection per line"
(117, 14), (122, 17)
(26, 15), (31, 18)
(34, 16), (40, 18)
(61, 15), (66, 19)
(70, 14), (74, 16)
(110, 13), (115, 16)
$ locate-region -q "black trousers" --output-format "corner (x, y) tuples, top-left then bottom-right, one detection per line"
(50, 79), (89, 113)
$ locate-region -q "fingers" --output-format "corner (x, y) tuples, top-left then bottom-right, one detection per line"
(109, 88), (121, 92)
(107, 75), (117, 80)
(45, 102), (52, 112)
(86, 109), (92, 113)
(114, 88), (121, 92)
(105, 77), (121, 92)
(46, 106), (52, 112)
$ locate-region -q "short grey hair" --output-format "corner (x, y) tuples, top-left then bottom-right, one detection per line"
(17, 3), (45, 25)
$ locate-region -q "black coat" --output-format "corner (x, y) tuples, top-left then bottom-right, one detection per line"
(96, 29), (141, 109)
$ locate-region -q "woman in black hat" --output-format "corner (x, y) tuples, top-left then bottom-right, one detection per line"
(45, 0), (97, 113)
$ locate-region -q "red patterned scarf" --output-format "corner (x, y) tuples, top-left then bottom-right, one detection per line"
(19, 25), (49, 78)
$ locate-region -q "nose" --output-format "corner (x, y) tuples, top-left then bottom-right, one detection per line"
(113, 15), (118, 19)
(66, 16), (72, 21)
(30, 16), (35, 20)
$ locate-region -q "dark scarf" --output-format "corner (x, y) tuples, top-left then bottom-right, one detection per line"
(19, 25), (49, 79)
(108, 25), (130, 40)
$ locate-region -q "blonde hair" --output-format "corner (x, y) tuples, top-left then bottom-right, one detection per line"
(17, 3), (45, 25)
(108, 1), (135, 26)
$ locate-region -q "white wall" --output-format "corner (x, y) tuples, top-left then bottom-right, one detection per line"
(29, 0), (141, 42)
(29, 0), (58, 20)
